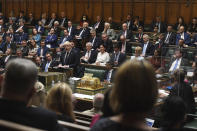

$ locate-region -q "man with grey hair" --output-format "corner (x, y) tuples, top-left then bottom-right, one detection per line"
(141, 34), (154, 56)
(83, 93), (104, 115)
(81, 42), (98, 64)
(89, 29), (102, 50)
(0, 58), (67, 131)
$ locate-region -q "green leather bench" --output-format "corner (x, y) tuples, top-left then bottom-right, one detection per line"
(84, 68), (106, 81)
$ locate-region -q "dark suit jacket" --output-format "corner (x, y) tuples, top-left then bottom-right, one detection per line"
(176, 32), (191, 45)
(45, 34), (58, 48)
(174, 23), (187, 31)
(14, 33), (28, 44)
(170, 82), (196, 114)
(67, 26), (76, 38)
(41, 60), (58, 71)
(140, 42), (155, 56)
(0, 55), (14, 68)
(35, 25), (45, 35)
(102, 39), (113, 53)
(0, 98), (66, 131)
(89, 36), (102, 50)
(81, 49), (98, 64)
(77, 27), (90, 39)
(1, 41), (16, 54)
(164, 32), (176, 45)
(93, 20), (105, 34)
(131, 21), (144, 31)
(119, 41), (132, 54)
(109, 52), (126, 67)
(60, 49), (79, 68)
(151, 21), (166, 33)
(59, 18), (68, 28)
(118, 30), (133, 41)
(53, 26), (61, 37)
(124, 20), (133, 30)
(47, 18), (58, 27)
(169, 57), (189, 68)
(58, 35), (72, 45)
(37, 46), (49, 57)
(135, 33), (144, 43)
(21, 46), (29, 56)
(27, 17), (37, 26)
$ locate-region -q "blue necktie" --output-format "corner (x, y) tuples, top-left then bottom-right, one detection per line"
(172, 59), (179, 72)
(45, 62), (50, 72)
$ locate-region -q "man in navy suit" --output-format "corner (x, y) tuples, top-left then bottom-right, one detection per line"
(35, 21), (45, 35)
(67, 21), (76, 38)
(58, 29), (72, 46)
(41, 53), (58, 72)
(176, 26), (191, 45)
(59, 12), (68, 29)
(59, 41), (79, 76)
(14, 28), (28, 45)
(135, 26), (144, 43)
(37, 40), (49, 58)
(89, 29), (102, 50)
(45, 28), (58, 48)
(141, 34), (155, 57)
(164, 25), (176, 45)
(93, 16), (104, 34)
(0, 58), (66, 131)
(151, 16), (166, 33)
(109, 43), (126, 67)
(81, 42), (98, 64)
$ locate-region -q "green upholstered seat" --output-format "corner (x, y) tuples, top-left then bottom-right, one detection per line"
(44, 29), (49, 36)
(84, 68), (106, 81)
(28, 28), (32, 35)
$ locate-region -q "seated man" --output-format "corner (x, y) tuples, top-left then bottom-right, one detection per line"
(89, 29), (102, 50)
(140, 34), (154, 57)
(118, 35), (132, 55)
(118, 23), (133, 41)
(0, 48), (14, 68)
(176, 26), (191, 45)
(135, 26), (144, 43)
(45, 28), (58, 48)
(109, 43), (126, 67)
(37, 40), (49, 59)
(58, 29), (72, 46)
(81, 42), (98, 64)
(41, 52), (58, 72)
(14, 28), (28, 45)
(20, 40), (29, 57)
(0, 58), (66, 131)
(169, 49), (189, 73)
(83, 93), (104, 116)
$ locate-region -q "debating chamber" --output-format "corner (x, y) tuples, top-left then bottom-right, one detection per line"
(1, 0), (197, 130)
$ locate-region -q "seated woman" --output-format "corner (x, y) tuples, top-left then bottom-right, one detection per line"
(130, 46), (144, 60)
(149, 49), (164, 73)
(102, 22), (116, 40)
(32, 28), (41, 46)
(28, 39), (39, 57)
(95, 44), (110, 66)
(91, 59), (158, 131)
(150, 26), (160, 41)
(45, 82), (75, 123)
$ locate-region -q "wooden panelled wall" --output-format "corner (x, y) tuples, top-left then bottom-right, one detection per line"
(2, 0), (197, 24)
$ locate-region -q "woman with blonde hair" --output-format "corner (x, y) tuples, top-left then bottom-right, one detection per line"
(91, 60), (158, 131)
(130, 46), (144, 60)
(45, 82), (75, 122)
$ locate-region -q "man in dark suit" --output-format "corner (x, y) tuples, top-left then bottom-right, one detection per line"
(131, 16), (144, 31)
(0, 19), (8, 32)
(14, 28), (28, 45)
(52, 21), (61, 37)
(141, 34), (155, 56)
(58, 29), (72, 46)
(35, 21), (45, 35)
(46, 12), (58, 28)
(0, 58), (66, 131)
(41, 52), (58, 72)
(45, 28), (58, 48)
(67, 21), (76, 38)
(1, 35), (16, 54)
(59, 41), (79, 76)
(164, 25), (176, 45)
(118, 23), (133, 41)
(169, 49), (189, 73)
(109, 43), (126, 67)
(89, 29), (102, 50)
(102, 33), (113, 53)
(15, 20), (27, 33)
(37, 40), (49, 58)
(135, 26), (144, 43)
(26, 13), (36, 26)
(119, 35), (132, 55)
(20, 40), (29, 57)
(93, 16), (104, 34)
(81, 42), (98, 64)
(176, 26), (191, 45)
(0, 48), (14, 68)
(151, 16), (166, 33)
(6, 19), (17, 31)
(125, 14), (133, 30)
(170, 70), (195, 114)
(59, 12), (68, 29)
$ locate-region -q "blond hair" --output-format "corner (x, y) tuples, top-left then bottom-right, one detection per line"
(46, 82), (75, 120)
